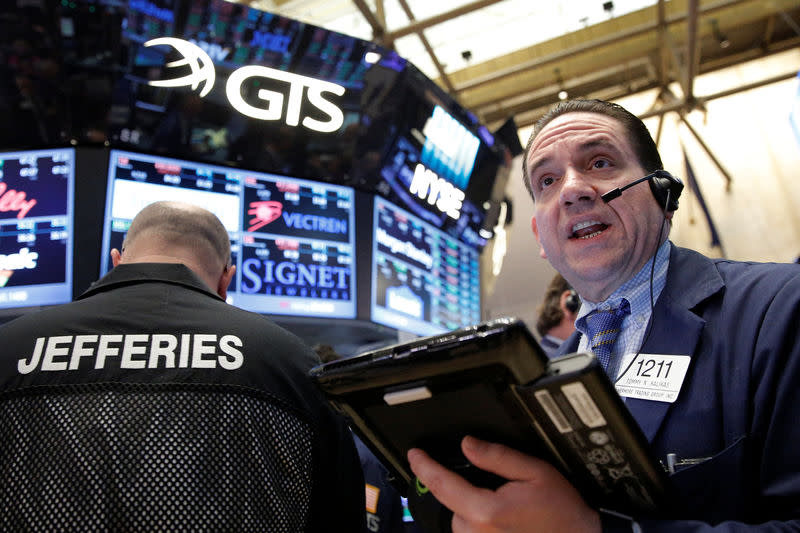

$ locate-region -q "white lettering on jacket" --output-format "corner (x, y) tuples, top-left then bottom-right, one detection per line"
(17, 334), (244, 374)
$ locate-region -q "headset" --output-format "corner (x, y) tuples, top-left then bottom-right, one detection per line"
(601, 169), (684, 212)
(648, 170), (684, 212)
(565, 289), (580, 313)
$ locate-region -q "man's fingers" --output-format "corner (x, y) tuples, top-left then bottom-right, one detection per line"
(461, 435), (554, 482)
(409, 441), (599, 533)
(407, 447), (496, 518)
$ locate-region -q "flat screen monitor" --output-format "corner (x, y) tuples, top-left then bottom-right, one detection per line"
(378, 131), (489, 250)
(370, 196), (481, 337)
(371, 65), (501, 250)
(419, 105), (481, 191)
(0, 147), (75, 311)
(101, 149), (356, 319)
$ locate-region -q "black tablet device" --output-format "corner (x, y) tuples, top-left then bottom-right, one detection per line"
(309, 317), (672, 516)
(517, 351), (673, 515)
(310, 318), (549, 491)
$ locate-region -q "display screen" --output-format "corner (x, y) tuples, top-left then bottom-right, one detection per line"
(419, 105), (481, 191)
(369, 66), (501, 249)
(183, 0), (372, 89)
(377, 131), (489, 250)
(0, 148), (75, 311)
(111, 0), (388, 183)
(124, 0), (180, 43)
(101, 149), (356, 318)
(0, 0), (503, 249)
(371, 196), (480, 337)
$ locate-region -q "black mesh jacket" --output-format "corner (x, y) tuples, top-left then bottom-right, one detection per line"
(0, 263), (365, 532)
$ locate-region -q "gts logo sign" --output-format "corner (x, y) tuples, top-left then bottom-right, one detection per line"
(144, 37), (345, 133)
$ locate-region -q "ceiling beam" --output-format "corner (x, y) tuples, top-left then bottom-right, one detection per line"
(396, 0), (457, 94)
(508, 63), (797, 130)
(683, 0), (699, 102)
(654, 113), (666, 146)
(509, 81), (654, 129)
(700, 34), (800, 72)
(678, 111), (733, 188)
(375, 0), (386, 28)
(639, 70), (799, 119)
(384, 0), (507, 42)
(763, 14), (776, 47)
(452, 0), (752, 94)
(778, 9), (800, 37)
(657, 0), (669, 87)
(351, 0), (387, 43)
(701, 70), (799, 102)
(473, 57), (653, 114)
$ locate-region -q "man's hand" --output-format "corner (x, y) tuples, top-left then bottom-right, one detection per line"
(407, 435), (601, 533)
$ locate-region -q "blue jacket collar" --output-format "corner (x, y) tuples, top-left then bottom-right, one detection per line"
(559, 245), (724, 441)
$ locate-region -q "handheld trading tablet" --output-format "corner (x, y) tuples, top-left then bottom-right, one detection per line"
(309, 318), (673, 516)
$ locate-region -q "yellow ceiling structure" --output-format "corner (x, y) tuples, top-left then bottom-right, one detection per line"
(236, 0), (800, 130)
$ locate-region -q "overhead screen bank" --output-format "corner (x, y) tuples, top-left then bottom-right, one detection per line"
(0, 0), (509, 352)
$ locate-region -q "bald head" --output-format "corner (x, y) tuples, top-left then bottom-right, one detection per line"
(111, 201), (234, 297)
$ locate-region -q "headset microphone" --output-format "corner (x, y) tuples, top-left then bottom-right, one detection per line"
(601, 175), (653, 203)
(601, 169), (684, 212)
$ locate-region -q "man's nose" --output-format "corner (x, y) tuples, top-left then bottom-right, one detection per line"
(560, 168), (597, 206)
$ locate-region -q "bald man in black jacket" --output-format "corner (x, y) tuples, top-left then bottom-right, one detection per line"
(0, 201), (365, 532)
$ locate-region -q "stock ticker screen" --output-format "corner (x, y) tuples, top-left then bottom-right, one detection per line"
(101, 150), (356, 319)
(371, 196), (481, 337)
(0, 148), (74, 311)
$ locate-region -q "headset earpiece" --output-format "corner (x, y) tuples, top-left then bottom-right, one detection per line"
(648, 170), (684, 212)
(565, 289), (580, 313)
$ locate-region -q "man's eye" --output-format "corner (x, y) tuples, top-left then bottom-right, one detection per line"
(592, 159), (611, 169)
(541, 176), (555, 188)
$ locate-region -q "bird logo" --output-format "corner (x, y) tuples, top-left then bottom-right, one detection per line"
(248, 200), (283, 232)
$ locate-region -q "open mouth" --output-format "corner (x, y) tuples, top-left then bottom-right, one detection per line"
(570, 220), (609, 239)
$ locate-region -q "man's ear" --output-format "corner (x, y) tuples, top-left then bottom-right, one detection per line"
(530, 215), (547, 259)
(217, 264), (236, 300)
(111, 248), (122, 267)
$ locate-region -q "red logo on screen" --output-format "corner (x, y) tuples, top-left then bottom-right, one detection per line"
(276, 181), (300, 193)
(247, 200), (283, 232)
(0, 183), (37, 219)
(275, 239), (299, 250)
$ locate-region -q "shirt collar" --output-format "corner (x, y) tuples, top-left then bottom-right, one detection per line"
(575, 240), (672, 322)
(79, 263), (222, 301)
(542, 333), (565, 345)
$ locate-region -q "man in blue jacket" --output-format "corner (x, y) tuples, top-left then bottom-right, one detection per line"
(407, 99), (800, 532)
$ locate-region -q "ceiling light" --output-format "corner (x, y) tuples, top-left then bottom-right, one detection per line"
(710, 19), (730, 49)
(554, 68), (568, 101)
